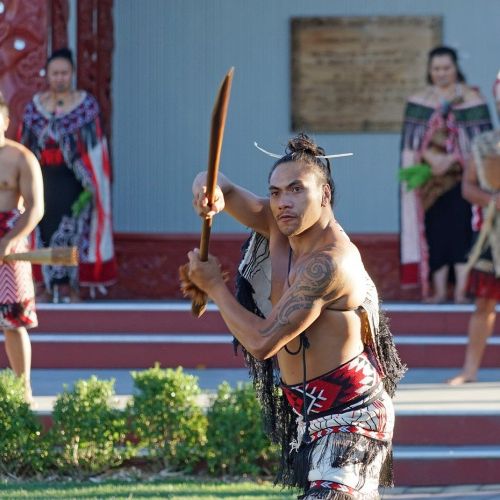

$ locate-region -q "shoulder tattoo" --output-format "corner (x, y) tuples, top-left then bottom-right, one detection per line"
(259, 253), (337, 335)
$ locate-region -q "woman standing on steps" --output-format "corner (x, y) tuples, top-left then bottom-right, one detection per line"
(399, 46), (493, 303)
(19, 48), (117, 303)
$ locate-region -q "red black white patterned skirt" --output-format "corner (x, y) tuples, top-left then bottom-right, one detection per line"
(0, 210), (37, 329)
(281, 349), (394, 499)
(467, 237), (500, 301)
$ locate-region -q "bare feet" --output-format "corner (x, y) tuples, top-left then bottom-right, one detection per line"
(36, 289), (53, 303)
(69, 289), (81, 303)
(446, 373), (477, 386)
(424, 295), (447, 304)
(61, 289), (81, 303)
(24, 384), (34, 405)
(454, 295), (472, 304)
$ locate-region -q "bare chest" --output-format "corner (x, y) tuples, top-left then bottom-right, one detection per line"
(268, 237), (290, 304)
(0, 157), (19, 191)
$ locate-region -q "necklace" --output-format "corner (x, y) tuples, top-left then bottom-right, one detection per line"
(49, 92), (74, 116)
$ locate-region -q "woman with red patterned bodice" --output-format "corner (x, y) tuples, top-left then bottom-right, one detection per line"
(19, 48), (116, 303)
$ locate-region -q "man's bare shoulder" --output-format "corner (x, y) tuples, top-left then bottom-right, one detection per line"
(4, 139), (33, 156)
(327, 239), (363, 271)
(4, 139), (38, 166)
(296, 242), (357, 286)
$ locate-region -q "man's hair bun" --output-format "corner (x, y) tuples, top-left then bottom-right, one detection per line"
(286, 133), (325, 157)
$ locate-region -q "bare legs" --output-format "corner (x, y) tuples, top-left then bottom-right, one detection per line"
(36, 283), (80, 303)
(3, 327), (33, 402)
(447, 297), (496, 385)
(425, 264), (470, 303)
(426, 266), (448, 303)
(454, 263), (470, 303)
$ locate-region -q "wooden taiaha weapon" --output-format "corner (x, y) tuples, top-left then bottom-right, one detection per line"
(184, 67), (234, 317)
(4, 246), (79, 266)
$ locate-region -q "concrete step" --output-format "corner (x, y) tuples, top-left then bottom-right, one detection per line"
(3, 300), (500, 371)
(396, 337), (500, 368)
(385, 303), (500, 335)
(10, 302), (497, 371)
(394, 381), (500, 446)
(30, 369), (500, 438)
(394, 447), (500, 486)
(3, 331), (498, 369)
(30, 302), (500, 335)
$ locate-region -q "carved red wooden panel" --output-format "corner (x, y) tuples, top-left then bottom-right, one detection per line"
(49, 0), (69, 52)
(76, 0), (114, 141)
(0, 0), (47, 139)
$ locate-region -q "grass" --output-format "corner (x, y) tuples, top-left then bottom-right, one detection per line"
(0, 478), (299, 499)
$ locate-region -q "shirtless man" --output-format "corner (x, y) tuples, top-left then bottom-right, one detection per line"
(185, 134), (404, 499)
(448, 73), (500, 385)
(0, 93), (44, 402)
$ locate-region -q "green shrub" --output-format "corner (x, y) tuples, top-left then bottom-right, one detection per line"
(205, 382), (278, 476)
(0, 369), (48, 476)
(128, 365), (207, 471)
(49, 376), (130, 476)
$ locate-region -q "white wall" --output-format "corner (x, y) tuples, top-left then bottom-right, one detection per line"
(111, 0), (500, 234)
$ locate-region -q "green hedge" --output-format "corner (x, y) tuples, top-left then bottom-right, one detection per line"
(49, 376), (131, 476)
(0, 368), (277, 479)
(205, 382), (279, 476)
(128, 365), (207, 471)
(0, 370), (48, 476)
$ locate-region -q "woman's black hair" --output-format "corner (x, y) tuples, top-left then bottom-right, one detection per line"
(47, 47), (74, 68)
(268, 133), (335, 206)
(426, 46), (466, 84)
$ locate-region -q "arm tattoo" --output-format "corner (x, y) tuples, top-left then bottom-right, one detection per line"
(260, 253), (336, 335)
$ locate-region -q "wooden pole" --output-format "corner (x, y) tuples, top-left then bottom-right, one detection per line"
(192, 67), (234, 317)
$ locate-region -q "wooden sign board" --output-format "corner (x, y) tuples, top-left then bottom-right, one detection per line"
(291, 16), (442, 132)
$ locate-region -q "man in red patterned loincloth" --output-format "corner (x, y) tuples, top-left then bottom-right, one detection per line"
(185, 134), (405, 499)
(0, 93), (44, 402)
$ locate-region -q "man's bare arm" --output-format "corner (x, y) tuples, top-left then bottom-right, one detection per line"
(5, 149), (44, 242)
(193, 171), (273, 237)
(190, 249), (342, 360)
(462, 157), (497, 208)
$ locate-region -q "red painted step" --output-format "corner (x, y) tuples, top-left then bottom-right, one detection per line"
(393, 454), (500, 486)
(33, 303), (500, 335)
(394, 415), (500, 446)
(0, 339), (245, 369)
(4, 328), (499, 369)
(2, 303), (499, 370)
(34, 304), (227, 333)
(1, 335), (499, 370)
(396, 341), (500, 368)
